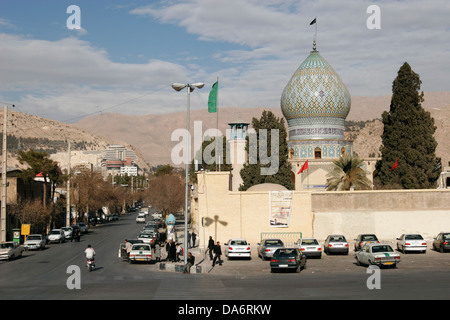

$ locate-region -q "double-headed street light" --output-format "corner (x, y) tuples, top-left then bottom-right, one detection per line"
(171, 82), (204, 264)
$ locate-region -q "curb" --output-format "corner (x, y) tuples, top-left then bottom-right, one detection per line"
(157, 262), (207, 274)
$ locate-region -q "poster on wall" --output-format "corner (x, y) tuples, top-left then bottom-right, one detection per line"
(269, 190), (294, 227)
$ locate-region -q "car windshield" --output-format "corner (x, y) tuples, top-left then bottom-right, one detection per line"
(302, 239), (319, 245)
(0, 243), (13, 249)
(62, 227), (71, 231)
(275, 249), (297, 256)
(329, 236), (346, 242)
(132, 245), (150, 251)
(361, 235), (378, 241)
(50, 230), (60, 234)
(230, 240), (247, 245)
(27, 236), (41, 240)
(139, 234), (153, 238)
(265, 240), (283, 246)
(371, 245), (394, 253)
(405, 234), (423, 240)
(443, 234), (450, 240)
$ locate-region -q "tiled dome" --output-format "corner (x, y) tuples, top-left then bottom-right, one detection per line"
(281, 50), (351, 140)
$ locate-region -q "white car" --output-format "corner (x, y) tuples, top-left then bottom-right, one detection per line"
(128, 243), (152, 263)
(24, 234), (46, 250)
(0, 242), (24, 260)
(224, 239), (251, 259)
(46, 229), (66, 244)
(61, 227), (73, 239)
(136, 214), (146, 223)
(298, 238), (322, 258)
(396, 234), (427, 253)
(355, 243), (401, 268)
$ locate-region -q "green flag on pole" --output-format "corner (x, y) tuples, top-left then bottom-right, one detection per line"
(208, 81), (218, 113)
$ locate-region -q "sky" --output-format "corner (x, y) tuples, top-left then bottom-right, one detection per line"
(0, 0), (449, 123)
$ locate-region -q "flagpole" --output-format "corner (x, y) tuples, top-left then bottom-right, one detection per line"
(216, 77), (220, 171)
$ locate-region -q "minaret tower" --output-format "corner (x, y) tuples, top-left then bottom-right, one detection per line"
(227, 118), (249, 191)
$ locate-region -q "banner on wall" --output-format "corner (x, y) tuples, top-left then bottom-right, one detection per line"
(269, 191), (294, 227)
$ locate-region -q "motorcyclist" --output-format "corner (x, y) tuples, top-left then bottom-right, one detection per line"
(84, 244), (96, 267)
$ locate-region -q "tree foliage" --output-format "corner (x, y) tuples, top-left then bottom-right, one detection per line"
(239, 110), (294, 191)
(145, 172), (184, 214)
(326, 154), (372, 191)
(375, 62), (440, 189)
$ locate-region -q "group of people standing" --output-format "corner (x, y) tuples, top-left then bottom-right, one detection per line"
(208, 236), (223, 267)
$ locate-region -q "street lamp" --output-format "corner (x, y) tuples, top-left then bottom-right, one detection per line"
(171, 82), (204, 264)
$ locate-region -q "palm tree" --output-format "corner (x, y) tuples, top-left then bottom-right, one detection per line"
(326, 154), (372, 191)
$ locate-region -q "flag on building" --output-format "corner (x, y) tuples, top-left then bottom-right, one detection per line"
(298, 160), (308, 174)
(390, 158), (398, 172)
(208, 81), (218, 113)
(310, 18), (316, 25)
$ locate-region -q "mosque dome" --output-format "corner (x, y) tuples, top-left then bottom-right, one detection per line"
(280, 49), (351, 141)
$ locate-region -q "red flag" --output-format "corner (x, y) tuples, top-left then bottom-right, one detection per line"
(298, 160), (308, 174)
(390, 158), (398, 172)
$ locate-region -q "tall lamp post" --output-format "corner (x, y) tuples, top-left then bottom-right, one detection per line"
(172, 82), (204, 264)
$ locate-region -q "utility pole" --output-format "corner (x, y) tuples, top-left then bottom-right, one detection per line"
(1, 105), (8, 242)
(66, 140), (71, 226)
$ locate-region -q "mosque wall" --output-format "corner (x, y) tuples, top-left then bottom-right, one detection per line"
(193, 172), (450, 247)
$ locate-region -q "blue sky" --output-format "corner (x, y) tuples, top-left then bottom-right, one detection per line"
(0, 0), (449, 123)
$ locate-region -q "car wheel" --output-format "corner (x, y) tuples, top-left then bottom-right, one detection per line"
(440, 245), (445, 253)
(356, 257), (362, 266)
(402, 246), (407, 254)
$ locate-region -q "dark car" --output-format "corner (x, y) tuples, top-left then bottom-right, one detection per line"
(270, 248), (306, 273)
(354, 234), (379, 251)
(432, 232), (450, 253)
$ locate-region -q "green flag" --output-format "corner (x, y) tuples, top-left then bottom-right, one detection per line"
(208, 81), (218, 113)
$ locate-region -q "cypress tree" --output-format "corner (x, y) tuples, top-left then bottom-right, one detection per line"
(239, 110), (294, 190)
(375, 62), (440, 189)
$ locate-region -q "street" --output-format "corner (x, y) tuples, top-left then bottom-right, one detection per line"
(1, 212), (450, 301)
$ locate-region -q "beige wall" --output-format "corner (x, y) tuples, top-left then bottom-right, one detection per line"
(193, 172), (450, 247)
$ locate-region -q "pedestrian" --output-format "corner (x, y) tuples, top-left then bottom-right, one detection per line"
(208, 236), (215, 260)
(176, 243), (183, 262)
(124, 239), (132, 259)
(165, 241), (170, 261)
(212, 241), (223, 267)
(154, 242), (161, 262)
(169, 240), (177, 262)
(191, 231), (197, 248)
(183, 252), (195, 274)
(187, 231), (191, 249)
(75, 228), (81, 242)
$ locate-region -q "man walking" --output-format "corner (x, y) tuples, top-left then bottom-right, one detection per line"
(212, 241), (223, 267)
(208, 236), (215, 260)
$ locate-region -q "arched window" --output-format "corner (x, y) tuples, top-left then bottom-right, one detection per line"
(314, 147), (322, 159)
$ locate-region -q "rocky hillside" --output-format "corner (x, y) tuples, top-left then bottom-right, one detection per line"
(0, 110), (150, 171)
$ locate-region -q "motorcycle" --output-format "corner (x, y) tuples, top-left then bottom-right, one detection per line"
(87, 259), (95, 272)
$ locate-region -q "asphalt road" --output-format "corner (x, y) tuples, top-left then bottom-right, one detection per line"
(1, 212), (450, 302)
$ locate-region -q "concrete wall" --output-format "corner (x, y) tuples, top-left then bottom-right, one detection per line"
(193, 172), (450, 247)
(311, 190), (450, 241)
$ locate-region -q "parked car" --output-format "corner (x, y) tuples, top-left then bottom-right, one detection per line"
(23, 234), (46, 250)
(396, 234), (427, 253)
(354, 234), (379, 251)
(118, 239), (143, 260)
(46, 229), (66, 244)
(355, 243), (401, 268)
(298, 238), (322, 258)
(224, 239), (251, 259)
(257, 239), (284, 260)
(137, 232), (158, 247)
(324, 234), (349, 255)
(136, 213), (146, 223)
(61, 227), (73, 239)
(0, 242), (24, 260)
(77, 222), (89, 233)
(432, 232), (450, 253)
(270, 248), (306, 273)
(128, 243), (153, 264)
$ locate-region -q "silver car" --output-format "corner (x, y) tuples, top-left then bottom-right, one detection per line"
(257, 239), (284, 260)
(24, 234), (46, 250)
(324, 234), (349, 255)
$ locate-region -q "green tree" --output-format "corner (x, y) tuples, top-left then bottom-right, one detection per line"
(326, 154), (372, 191)
(189, 136), (232, 183)
(239, 110), (294, 190)
(375, 62), (440, 189)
